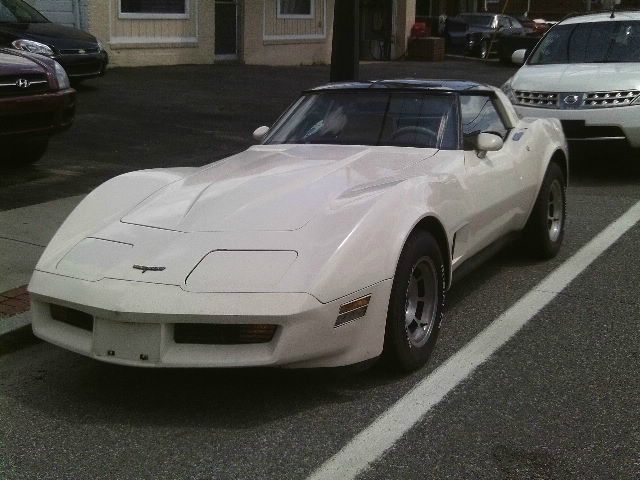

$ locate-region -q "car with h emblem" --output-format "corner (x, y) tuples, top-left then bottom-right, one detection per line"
(501, 10), (640, 157)
(0, 0), (108, 81)
(1, 47), (74, 166)
(29, 80), (567, 372)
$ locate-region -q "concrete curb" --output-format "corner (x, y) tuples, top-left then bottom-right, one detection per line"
(0, 310), (31, 337)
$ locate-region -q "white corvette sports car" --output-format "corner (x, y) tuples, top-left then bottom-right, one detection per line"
(29, 80), (568, 371)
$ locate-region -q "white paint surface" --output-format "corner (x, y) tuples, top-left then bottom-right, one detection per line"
(307, 200), (640, 480)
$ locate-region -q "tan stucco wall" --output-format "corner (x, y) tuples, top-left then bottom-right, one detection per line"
(242, 0), (334, 65)
(87, 0), (215, 67)
(84, 0), (415, 67)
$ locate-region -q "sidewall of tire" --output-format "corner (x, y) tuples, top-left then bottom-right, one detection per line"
(524, 162), (566, 259)
(384, 231), (446, 372)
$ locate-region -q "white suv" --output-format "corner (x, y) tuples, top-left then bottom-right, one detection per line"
(501, 11), (640, 152)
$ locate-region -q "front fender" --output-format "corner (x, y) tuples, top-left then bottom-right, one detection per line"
(36, 168), (196, 271)
(301, 176), (461, 303)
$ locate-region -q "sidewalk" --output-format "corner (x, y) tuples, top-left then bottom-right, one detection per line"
(0, 196), (83, 336)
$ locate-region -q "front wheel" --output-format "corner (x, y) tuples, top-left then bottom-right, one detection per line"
(478, 39), (489, 59)
(383, 231), (446, 372)
(522, 162), (566, 259)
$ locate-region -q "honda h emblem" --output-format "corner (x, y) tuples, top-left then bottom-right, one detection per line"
(16, 78), (30, 88)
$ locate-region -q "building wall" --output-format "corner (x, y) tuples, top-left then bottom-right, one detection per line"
(243, 0), (334, 65)
(88, 0), (215, 67)
(30, 0), (79, 27)
(83, 0), (417, 68)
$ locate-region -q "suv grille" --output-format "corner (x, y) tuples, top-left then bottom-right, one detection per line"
(0, 74), (49, 96)
(515, 90), (559, 107)
(584, 90), (640, 107)
(516, 90), (640, 109)
(59, 47), (100, 55)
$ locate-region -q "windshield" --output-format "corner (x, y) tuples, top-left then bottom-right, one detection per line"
(264, 91), (459, 150)
(529, 21), (640, 64)
(458, 14), (495, 28)
(0, 0), (48, 23)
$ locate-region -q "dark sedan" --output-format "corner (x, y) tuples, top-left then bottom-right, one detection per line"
(444, 13), (525, 58)
(0, 0), (108, 80)
(1, 48), (75, 166)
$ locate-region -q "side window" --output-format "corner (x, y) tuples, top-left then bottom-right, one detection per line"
(459, 95), (508, 148)
(498, 17), (510, 29)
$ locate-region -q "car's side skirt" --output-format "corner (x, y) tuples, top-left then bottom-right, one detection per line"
(450, 231), (521, 286)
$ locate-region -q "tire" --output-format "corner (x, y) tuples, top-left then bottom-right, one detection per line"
(5, 138), (49, 168)
(383, 231), (446, 372)
(522, 162), (566, 259)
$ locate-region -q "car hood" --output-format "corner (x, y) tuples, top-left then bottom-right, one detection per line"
(513, 63), (640, 92)
(0, 49), (43, 74)
(0, 22), (98, 50)
(121, 144), (437, 232)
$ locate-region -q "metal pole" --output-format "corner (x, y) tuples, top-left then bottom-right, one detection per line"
(330, 0), (360, 82)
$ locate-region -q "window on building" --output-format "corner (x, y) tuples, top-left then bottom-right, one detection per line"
(278, 0), (314, 18)
(120, 0), (188, 18)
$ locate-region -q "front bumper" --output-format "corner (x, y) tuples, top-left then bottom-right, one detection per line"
(55, 51), (108, 79)
(0, 88), (75, 138)
(514, 104), (640, 149)
(29, 270), (391, 368)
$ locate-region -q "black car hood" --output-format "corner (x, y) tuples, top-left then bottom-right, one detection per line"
(0, 22), (97, 50)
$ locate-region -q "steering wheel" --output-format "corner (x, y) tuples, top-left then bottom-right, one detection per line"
(390, 126), (438, 147)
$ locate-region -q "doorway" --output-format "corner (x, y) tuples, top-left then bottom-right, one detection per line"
(215, 0), (240, 60)
(359, 0), (394, 60)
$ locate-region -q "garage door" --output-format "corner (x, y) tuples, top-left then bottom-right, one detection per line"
(27, 0), (78, 27)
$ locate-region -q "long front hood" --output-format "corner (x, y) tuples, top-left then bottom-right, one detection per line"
(121, 144), (436, 232)
(514, 63), (640, 92)
(0, 23), (98, 49)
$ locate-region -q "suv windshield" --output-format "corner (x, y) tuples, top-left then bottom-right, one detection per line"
(264, 91), (459, 150)
(0, 0), (48, 23)
(529, 20), (640, 64)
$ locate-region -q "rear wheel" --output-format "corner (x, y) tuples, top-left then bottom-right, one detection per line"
(383, 231), (445, 372)
(523, 162), (566, 259)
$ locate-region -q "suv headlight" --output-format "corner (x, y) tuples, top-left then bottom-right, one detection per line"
(54, 61), (71, 90)
(501, 77), (517, 104)
(11, 39), (54, 56)
(96, 38), (105, 52)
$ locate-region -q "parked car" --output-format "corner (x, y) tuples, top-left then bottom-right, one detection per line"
(515, 16), (553, 34)
(0, 0), (108, 81)
(29, 79), (568, 372)
(444, 13), (525, 58)
(502, 11), (640, 156)
(497, 29), (543, 64)
(1, 47), (75, 166)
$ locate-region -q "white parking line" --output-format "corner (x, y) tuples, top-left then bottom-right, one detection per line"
(307, 200), (640, 480)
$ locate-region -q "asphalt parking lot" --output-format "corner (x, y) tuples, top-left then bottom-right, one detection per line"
(1, 58), (639, 480)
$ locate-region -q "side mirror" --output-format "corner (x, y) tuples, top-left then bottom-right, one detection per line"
(253, 125), (270, 142)
(475, 132), (504, 152)
(512, 49), (527, 65)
